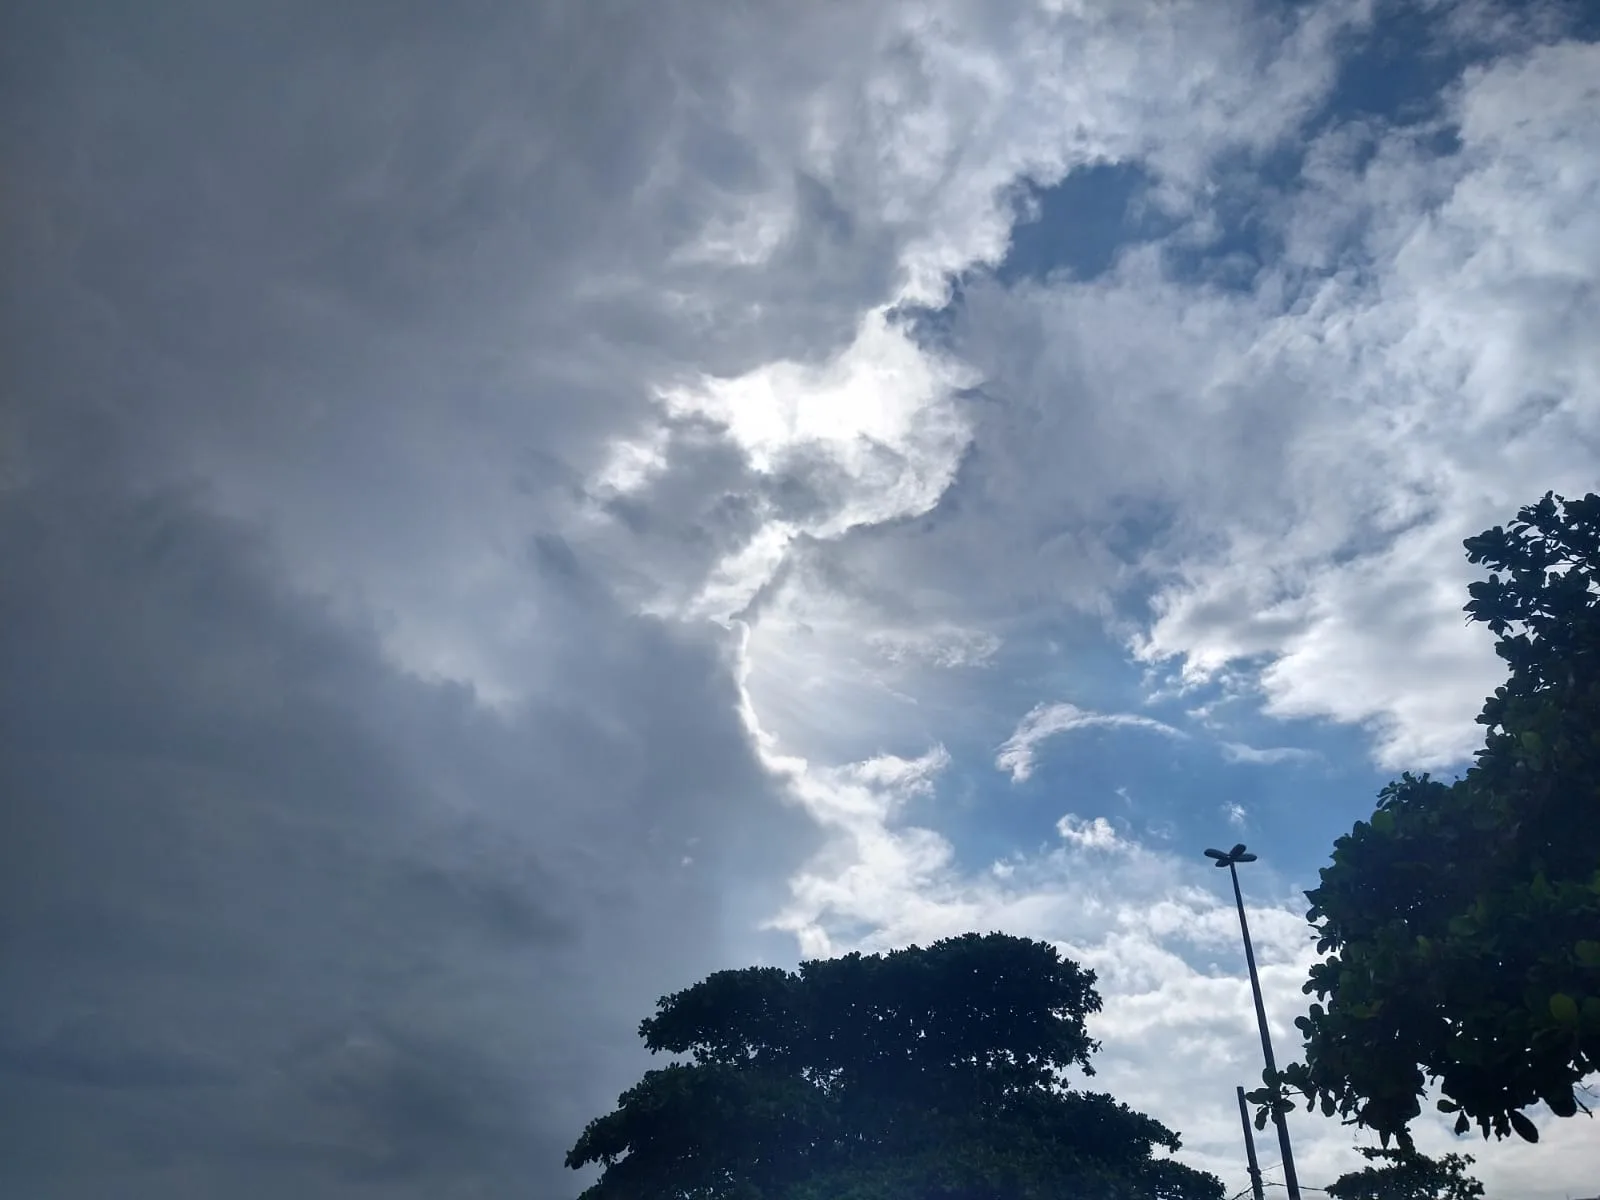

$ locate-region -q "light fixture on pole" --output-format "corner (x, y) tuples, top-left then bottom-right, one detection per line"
(1205, 842), (1302, 1200)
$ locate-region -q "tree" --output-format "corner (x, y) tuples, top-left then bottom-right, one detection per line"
(1263, 493), (1600, 1144)
(1325, 1147), (1484, 1200)
(566, 932), (1224, 1200)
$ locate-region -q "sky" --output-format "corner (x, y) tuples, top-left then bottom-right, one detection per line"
(2, 1), (1598, 1197)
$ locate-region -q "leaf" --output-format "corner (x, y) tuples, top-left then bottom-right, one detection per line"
(1575, 940), (1600, 967)
(1583, 997), (1600, 1029)
(1546, 1087), (1578, 1119)
(1454, 1112), (1470, 1135)
(1509, 1110), (1539, 1142)
(1550, 993), (1580, 1025)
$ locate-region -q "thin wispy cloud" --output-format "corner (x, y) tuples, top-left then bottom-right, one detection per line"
(1220, 742), (1323, 767)
(997, 703), (1189, 783)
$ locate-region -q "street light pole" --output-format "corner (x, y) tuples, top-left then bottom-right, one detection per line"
(1205, 843), (1302, 1200)
(1236, 1085), (1266, 1200)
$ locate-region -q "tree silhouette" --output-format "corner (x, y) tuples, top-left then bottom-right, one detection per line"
(567, 932), (1223, 1199)
(1325, 1147), (1483, 1200)
(1264, 493), (1600, 1144)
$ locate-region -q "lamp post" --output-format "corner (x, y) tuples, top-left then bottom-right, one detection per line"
(1236, 1085), (1266, 1200)
(1205, 843), (1301, 1200)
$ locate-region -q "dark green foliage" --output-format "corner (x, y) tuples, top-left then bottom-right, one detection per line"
(1325, 1147), (1484, 1200)
(566, 932), (1224, 1200)
(1262, 493), (1600, 1143)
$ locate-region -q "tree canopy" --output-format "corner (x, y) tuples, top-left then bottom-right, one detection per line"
(566, 932), (1223, 1200)
(1325, 1147), (1484, 1200)
(1263, 492), (1600, 1144)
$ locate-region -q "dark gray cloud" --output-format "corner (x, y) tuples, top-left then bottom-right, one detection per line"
(1, 3), (865, 1189)
(0, 0), (895, 473)
(0, 0), (925, 719)
(0, 478), (816, 1197)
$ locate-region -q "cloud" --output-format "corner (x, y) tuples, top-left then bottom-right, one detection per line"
(1219, 742), (1322, 766)
(893, 33), (1600, 772)
(1055, 814), (1125, 851)
(7, 1), (1600, 1197)
(0, 1013), (236, 1091)
(1221, 801), (1249, 828)
(0, 481), (818, 1196)
(997, 702), (1187, 782)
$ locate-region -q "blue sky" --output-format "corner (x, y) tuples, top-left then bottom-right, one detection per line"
(3, 1), (1599, 1197)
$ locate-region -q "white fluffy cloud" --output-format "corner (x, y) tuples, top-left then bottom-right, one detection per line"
(897, 35), (1600, 770)
(1055, 813), (1126, 850)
